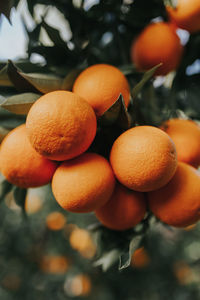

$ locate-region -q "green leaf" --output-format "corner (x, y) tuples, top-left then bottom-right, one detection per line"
(119, 235), (143, 270)
(0, 179), (13, 201)
(7, 60), (40, 93)
(1, 93), (41, 115)
(18, 72), (63, 94)
(132, 64), (162, 99)
(0, 0), (13, 20)
(119, 64), (137, 76)
(0, 126), (10, 142)
(13, 186), (27, 213)
(0, 107), (25, 129)
(0, 64), (14, 87)
(164, 0), (178, 8)
(61, 69), (82, 91)
(94, 249), (121, 272)
(100, 94), (131, 129)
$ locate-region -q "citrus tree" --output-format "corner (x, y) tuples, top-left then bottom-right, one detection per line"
(0, 0), (200, 299)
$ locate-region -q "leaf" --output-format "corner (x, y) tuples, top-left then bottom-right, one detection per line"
(0, 107), (25, 129)
(0, 0), (13, 20)
(132, 64), (162, 99)
(17, 72), (63, 94)
(117, 95), (132, 130)
(61, 69), (82, 91)
(13, 186), (27, 213)
(0, 179), (13, 201)
(0, 64), (13, 87)
(119, 64), (137, 76)
(0, 126), (10, 142)
(1, 93), (40, 115)
(119, 235), (143, 270)
(164, 0), (178, 8)
(100, 94), (131, 129)
(94, 249), (121, 272)
(7, 60), (40, 93)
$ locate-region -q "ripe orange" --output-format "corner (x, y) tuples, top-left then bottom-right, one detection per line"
(166, 0), (200, 33)
(40, 255), (69, 274)
(69, 227), (96, 258)
(110, 126), (177, 192)
(130, 22), (183, 76)
(148, 162), (200, 227)
(52, 152), (116, 213)
(131, 247), (150, 268)
(68, 274), (91, 297)
(95, 183), (146, 231)
(0, 125), (57, 188)
(161, 118), (200, 168)
(26, 91), (97, 161)
(72, 64), (130, 116)
(46, 211), (66, 231)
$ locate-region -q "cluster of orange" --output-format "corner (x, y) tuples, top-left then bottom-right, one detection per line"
(131, 0), (200, 75)
(0, 61), (200, 231)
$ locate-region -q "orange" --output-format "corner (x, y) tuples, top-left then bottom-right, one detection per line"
(131, 247), (150, 268)
(69, 227), (96, 258)
(166, 0), (200, 33)
(68, 274), (91, 296)
(52, 152), (116, 213)
(40, 255), (69, 274)
(161, 118), (200, 168)
(148, 162), (200, 227)
(95, 183), (146, 230)
(130, 22), (183, 76)
(46, 211), (66, 231)
(110, 126), (177, 192)
(0, 125), (57, 188)
(26, 91), (97, 161)
(72, 64), (130, 116)
(173, 261), (193, 285)
(25, 189), (43, 214)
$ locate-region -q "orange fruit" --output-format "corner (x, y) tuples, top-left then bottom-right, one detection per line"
(46, 211), (66, 231)
(95, 183), (146, 230)
(40, 255), (69, 274)
(173, 261), (193, 285)
(166, 0), (200, 33)
(161, 118), (200, 168)
(26, 91), (97, 161)
(148, 162), (200, 227)
(0, 125), (57, 188)
(130, 22), (183, 76)
(131, 247), (150, 268)
(52, 152), (116, 213)
(25, 189), (44, 214)
(72, 64), (130, 116)
(67, 274), (91, 296)
(110, 126), (177, 192)
(69, 227), (96, 258)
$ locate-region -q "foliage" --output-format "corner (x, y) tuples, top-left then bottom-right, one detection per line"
(0, 1), (200, 298)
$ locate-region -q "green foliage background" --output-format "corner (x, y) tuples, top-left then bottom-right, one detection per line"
(0, 0), (200, 299)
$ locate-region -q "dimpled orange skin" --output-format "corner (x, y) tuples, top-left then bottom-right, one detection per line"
(72, 64), (130, 116)
(95, 183), (146, 231)
(167, 0), (200, 33)
(148, 162), (200, 227)
(110, 126), (177, 192)
(0, 125), (57, 188)
(26, 91), (97, 161)
(52, 152), (116, 213)
(161, 119), (200, 168)
(130, 22), (183, 76)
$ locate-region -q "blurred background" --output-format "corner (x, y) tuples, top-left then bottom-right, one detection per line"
(0, 0), (200, 299)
